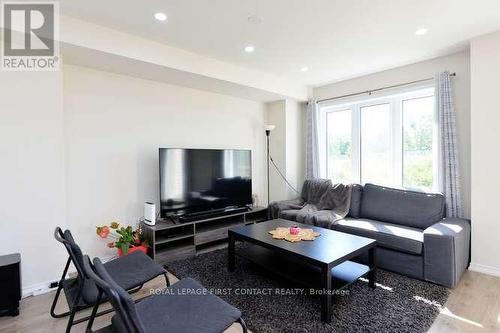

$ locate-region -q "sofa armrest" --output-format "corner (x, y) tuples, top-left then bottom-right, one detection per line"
(269, 198), (304, 219)
(423, 218), (470, 288)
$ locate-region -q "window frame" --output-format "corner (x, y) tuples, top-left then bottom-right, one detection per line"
(320, 84), (437, 190)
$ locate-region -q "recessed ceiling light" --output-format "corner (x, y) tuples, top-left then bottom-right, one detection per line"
(300, 66), (309, 72)
(415, 28), (428, 36)
(154, 12), (167, 22)
(244, 45), (255, 53)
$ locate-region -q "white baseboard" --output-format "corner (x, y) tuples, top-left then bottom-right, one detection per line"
(22, 280), (59, 298)
(21, 254), (116, 298)
(468, 263), (500, 277)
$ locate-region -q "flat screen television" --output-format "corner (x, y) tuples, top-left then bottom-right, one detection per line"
(159, 148), (252, 218)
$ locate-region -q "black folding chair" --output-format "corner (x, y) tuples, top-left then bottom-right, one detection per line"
(50, 227), (169, 332)
(82, 255), (248, 333)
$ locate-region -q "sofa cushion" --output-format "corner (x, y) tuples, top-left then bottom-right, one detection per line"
(269, 198), (304, 219)
(280, 209), (300, 221)
(301, 179), (332, 205)
(113, 278), (241, 333)
(360, 183), (445, 229)
(347, 184), (363, 218)
(310, 210), (346, 229)
(280, 204), (318, 224)
(335, 218), (424, 255)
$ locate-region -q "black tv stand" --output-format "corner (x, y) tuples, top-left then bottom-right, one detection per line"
(141, 206), (268, 264)
(176, 206), (249, 223)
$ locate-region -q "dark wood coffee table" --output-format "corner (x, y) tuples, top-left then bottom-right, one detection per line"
(228, 219), (377, 323)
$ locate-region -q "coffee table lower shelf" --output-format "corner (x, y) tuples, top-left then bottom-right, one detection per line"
(237, 244), (371, 290)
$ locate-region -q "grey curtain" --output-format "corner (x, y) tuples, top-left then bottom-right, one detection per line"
(306, 99), (320, 179)
(436, 71), (464, 218)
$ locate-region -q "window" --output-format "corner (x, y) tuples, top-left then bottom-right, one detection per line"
(402, 96), (435, 189)
(360, 103), (392, 185)
(326, 110), (352, 184)
(322, 87), (436, 191)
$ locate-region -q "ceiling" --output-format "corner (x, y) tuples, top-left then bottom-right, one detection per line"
(61, 0), (500, 87)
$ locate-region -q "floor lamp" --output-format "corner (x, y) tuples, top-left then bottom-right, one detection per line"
(265, 125), (275, 208)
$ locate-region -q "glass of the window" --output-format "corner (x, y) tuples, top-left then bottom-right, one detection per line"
(402, 96), (434, 190)
(326, 110), (352, 184)
(360, 103), (392, 185)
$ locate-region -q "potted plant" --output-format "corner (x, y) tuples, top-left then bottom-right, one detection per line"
(96, 222), (148, 256)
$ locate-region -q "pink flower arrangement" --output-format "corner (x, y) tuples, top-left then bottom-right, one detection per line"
(97, 226), (110, 238)
(96, 222), (148, 255)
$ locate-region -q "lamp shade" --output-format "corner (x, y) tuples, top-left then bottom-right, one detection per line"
(265, 125), (276, 131)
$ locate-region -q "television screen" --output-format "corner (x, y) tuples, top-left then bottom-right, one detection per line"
(159, 148), (252, 217)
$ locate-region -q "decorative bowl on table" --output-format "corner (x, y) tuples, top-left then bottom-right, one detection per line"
(289, 225), (301, 235)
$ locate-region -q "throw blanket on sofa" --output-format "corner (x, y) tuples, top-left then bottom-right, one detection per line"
(270, 180), (352, 229)
(319, 183), (352, 216)
(311, 183), (352, 228)
(269, 178), (332, 219)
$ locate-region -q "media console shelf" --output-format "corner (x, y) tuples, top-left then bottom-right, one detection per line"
(141, 206), (268, 264)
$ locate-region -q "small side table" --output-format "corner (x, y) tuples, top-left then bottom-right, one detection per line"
(0, 253), (21, 316)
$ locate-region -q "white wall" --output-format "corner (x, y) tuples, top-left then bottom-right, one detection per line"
(0, 70), (67, 293)
(470, 31), (500, 274)
(285, 100), (305, 199)
(63, 65), (266, 260)
(0, 64), (267, 293)
(265, 100), (287, 202)
(314, 51), (471, 218)
(265, 99), (305, 202)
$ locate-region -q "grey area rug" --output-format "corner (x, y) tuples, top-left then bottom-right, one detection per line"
(166, 247), (449, 333)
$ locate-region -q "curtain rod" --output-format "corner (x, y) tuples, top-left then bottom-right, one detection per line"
(317, 72), (456, 104)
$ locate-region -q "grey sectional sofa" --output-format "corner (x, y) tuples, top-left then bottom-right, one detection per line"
(270, 179), (471, 288)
